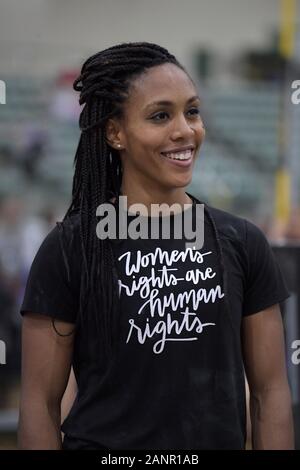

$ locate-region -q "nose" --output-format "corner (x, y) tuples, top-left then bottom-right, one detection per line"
(170, 113), (194, 141)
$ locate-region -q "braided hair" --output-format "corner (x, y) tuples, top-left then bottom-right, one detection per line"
(61, 42), (188, 362)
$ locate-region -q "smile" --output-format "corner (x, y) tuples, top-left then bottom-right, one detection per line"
(160, 149), (193, 167)
(161, 149), (193, 160)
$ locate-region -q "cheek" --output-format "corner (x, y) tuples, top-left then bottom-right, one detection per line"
(134, 129), (165, 152)
(125, 131), (160, 163)
(196, 123), (205, 143)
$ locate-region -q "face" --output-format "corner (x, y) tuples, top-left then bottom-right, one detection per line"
(106, 63), (205, 193)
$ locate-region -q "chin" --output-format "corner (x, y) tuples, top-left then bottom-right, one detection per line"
(172, 175), (193, 188)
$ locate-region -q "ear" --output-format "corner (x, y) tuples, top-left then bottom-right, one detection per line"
(105, 118), (124, 150)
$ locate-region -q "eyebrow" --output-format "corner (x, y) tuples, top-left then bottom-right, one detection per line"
(144, 95), (201, 111)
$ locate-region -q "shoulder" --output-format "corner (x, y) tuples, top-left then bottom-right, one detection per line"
(42, 210), (82, 284)
(205, 204), (247, 244)
(205, 204), (270, 254)
(20, 211), (82, 323)
(53, 210), (81, 251)
(56, 209), (81, 236)
(33, 210), (81, 272)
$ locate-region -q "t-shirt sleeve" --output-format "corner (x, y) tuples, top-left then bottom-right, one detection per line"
(242, 219), (290, 316)
(20, 221), (79, 324)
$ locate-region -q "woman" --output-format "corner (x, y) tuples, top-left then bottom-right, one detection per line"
(18, 42), (294, 450)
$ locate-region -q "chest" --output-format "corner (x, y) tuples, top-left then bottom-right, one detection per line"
(112, 231), (245, 357)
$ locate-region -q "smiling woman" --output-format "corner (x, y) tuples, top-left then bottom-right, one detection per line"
(18, 42), (294, 450)
(105, 62), (205, 196)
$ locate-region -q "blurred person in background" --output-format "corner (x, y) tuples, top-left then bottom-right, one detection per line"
(0, 196), (24, 294)
(0, 196), (53, 307)
(49, 71), (81, 123)
(18, 42), (294, 450)
(0, 196), (25, 410)
(0, 259), (16, 408)
(18, 125), (47, 181)
(263, 208), (300, 244)
(284, 208), (300, 243)
(0, 197), (56, 408)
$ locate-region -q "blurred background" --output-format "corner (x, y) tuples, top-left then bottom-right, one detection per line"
(0, 0), (299, 450)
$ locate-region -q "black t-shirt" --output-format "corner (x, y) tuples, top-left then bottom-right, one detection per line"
(20, 194), (290, 450)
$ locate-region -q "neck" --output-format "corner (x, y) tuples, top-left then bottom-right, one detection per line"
(119, 181), (192, 216)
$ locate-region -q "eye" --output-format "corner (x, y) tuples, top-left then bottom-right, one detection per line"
(149, 107), (201, 123)
(187, 107), (201, 117)
(150, 112), (169, 122)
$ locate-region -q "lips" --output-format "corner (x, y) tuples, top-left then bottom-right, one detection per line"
(160, 148), (194, 168)
(161, 149), (193, 161)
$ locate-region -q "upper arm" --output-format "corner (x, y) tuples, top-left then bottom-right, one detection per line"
(61, 367), (77, 423)
(20, 312), (75, 409)
(242, 219), (290, 316)
(241, 304), (289, 394)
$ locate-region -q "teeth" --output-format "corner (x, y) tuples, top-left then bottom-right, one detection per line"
(162, 149), (192, 161)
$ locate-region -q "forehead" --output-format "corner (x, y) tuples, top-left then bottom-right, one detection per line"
(127, 63), (196, 105)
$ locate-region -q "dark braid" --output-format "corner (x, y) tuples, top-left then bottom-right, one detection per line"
(204, 206), (235, 334)
(62, 42), (186, 362)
